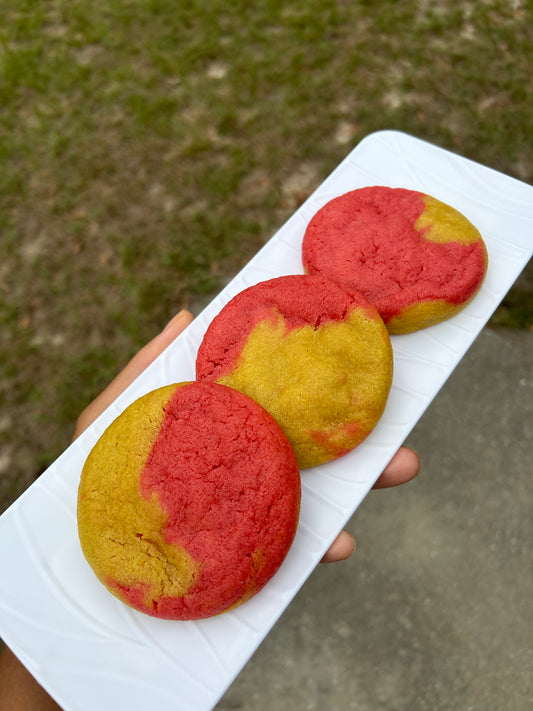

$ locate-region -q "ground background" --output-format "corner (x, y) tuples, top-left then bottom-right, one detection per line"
(1, 2), (531, 511)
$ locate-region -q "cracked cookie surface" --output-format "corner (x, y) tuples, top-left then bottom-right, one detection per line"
(77, 381), (300, 620)
(302, 186), (488, 334)
(196, 275), (393, 468)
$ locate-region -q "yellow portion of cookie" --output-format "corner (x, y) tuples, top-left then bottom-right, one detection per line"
(416, 195), (483, 245)
(77, 384), (199, 607)
(386, 300), (462, 334)
(217, 309), (393, 468)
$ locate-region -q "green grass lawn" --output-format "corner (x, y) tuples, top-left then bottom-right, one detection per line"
(1, 0), (532, 511)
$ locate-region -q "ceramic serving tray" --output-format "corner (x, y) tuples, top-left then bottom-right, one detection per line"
(0, 131), (531, 711)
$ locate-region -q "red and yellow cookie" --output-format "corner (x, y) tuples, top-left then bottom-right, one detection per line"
(195, 275), (393, 469)
(302, 186), (488, 334)
(77, 381), (300, 620)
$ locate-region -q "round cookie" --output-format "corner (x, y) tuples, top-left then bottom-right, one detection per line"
(302, 186), (488, 334)
(77, 381), (300, 621)
(195, 274), (393, 469)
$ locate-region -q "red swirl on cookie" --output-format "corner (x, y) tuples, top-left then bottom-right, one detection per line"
(196, 275), (393, 468)
(77, 381), (300, 620)
(302, 186), (488, 334)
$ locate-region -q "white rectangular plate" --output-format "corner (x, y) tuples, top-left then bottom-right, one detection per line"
(0, 131), (531, 711)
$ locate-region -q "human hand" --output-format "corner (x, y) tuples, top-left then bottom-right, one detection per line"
(320, 445), (419, 562)
(73, 309), (420, 564)
(72, 310), (196, 439)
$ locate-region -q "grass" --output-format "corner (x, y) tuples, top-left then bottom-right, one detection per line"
(0, 0), (532, 511)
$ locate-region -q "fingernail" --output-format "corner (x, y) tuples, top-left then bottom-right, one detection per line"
(163, 310), (187, 332)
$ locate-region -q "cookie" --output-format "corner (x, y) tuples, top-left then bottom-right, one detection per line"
(77, 381), (301, 620)
(196, 274), (393, 468)
(302, 186), (488, 334)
